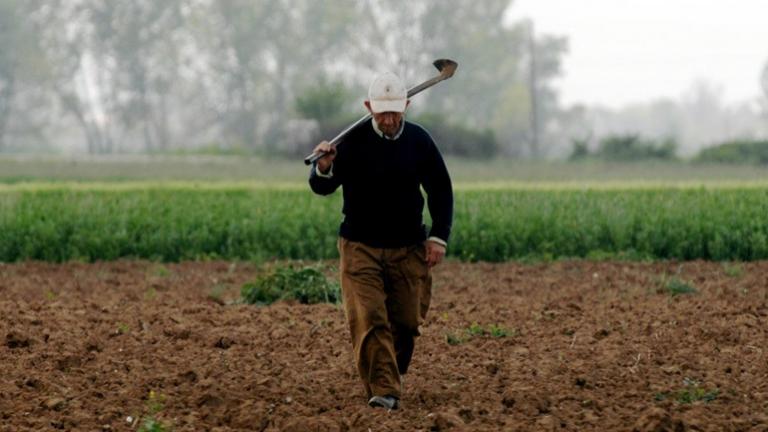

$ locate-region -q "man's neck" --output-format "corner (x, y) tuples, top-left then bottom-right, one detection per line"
(371, 117), (405, 140)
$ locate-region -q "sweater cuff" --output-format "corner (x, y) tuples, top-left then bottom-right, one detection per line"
(427, 236), (447, 248)
(314, 163), (334, 178)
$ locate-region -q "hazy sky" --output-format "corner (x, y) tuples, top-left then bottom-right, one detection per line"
(506, 0), (768, 109)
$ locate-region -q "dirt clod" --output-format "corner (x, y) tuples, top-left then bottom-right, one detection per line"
(5, 331), (32, 348)
(429, 411), (466, 431)
(43, 398), (66, 411)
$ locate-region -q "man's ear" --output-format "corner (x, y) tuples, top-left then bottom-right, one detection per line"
(364, 100), (373, 113)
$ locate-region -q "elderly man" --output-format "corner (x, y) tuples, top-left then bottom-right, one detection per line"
(308, 71), (453, 410)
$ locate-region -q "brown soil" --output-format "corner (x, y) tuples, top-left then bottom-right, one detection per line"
(1, 259), (768, 431)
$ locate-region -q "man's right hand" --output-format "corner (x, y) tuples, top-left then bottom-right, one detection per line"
(313, 141), (336, 173)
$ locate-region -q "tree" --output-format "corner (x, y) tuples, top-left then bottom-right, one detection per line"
(0, 0), (21, 152)
(761, 60), (768, 101)
(86, 0), (187, 152)
(0, 0), (35, 151)
(419, 1), (566, 156)
(761, 60), (768, 133)
(2, 0), (570, 157)
(27, 0), (115, 154)
(191, 0), (358, 152)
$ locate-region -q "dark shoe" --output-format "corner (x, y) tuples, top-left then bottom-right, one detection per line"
(368, 395), (399, 410)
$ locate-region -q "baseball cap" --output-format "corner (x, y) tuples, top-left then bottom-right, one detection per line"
(368, 72), (407, 113)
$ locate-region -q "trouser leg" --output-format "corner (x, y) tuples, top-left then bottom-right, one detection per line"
(384, 243), (431, 376)
(338, 238), (401, 399)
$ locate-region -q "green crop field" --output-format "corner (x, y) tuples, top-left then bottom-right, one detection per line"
(2, 182), (768, 262)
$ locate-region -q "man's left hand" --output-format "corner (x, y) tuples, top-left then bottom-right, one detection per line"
(425, 240), (446, 268)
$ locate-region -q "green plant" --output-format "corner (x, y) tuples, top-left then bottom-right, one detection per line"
(149, 265), (171, 278)
(722, 262), (744, 278)
(207, 284), (228, 304)
(694, 139), (768, 165)
(467, 322), (485, 336)
(138, 390), (170, 432)
(445, 332), (470, 346)
(655, 378), (718, 404)
(139, 418), (168, 432)
(116, 323), (130, 334)
(144, 287), (157, 300)
(487, 324), (511, 338)
(568, 138), (590, 161)
(6, 186), (768, 263)
(412, 112), (498, 159)
(241, 264), (339, 305)
(663, 277), (697, 296)
(594, 134), (677, 161)
(446, 323), (511, 345)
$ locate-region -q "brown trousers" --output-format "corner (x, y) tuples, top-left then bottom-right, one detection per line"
(338, 237), (432, 399)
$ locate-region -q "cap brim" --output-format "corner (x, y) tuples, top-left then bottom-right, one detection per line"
(370, 99), (407, 113)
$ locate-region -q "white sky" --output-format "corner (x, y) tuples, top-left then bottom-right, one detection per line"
(505, 0), (768, 109)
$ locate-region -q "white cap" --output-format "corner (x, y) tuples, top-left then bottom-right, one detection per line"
(368, 72), (407, 113)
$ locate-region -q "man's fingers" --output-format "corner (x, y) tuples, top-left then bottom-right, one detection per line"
(315, 146), (336, 164)
(425, 249), (442, 267)
(424, 242), (445, 268)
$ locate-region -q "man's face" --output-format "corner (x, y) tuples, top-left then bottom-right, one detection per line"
(373, 111), (404, 137)
(365, 100), (410, 138)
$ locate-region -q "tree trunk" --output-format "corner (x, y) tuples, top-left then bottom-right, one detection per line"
(0, 75), (15, 152)
(153, 92), (170, 151)
(264, 60), (287, 154)
(527, 20), (540, 158)
(56, 87), (106, 155)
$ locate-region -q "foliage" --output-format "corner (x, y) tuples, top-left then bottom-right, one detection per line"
(295, 81), (351, 124)
(138, 390), (170, 432)
(694, 139), (768, 165)
(592, 134), (678, 161)
(2, 1), (569, 156)
(445, 332), (470, 346)
(139, 419), (168, 432)
(568, 138), (590, 161)
(654, 378), (718, 404)
(721, 262), (744, 278)
(241, 264), (340, 305)
(292, 80), (358, 157)
(4, 186), (768, 262)
(661, 276), (697, 296)
(446, 322), (512, 344)
(418, 0), (567, 155)
(412, 113), (499, 159)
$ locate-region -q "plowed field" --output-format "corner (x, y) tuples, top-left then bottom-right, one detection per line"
(2, 260), (767, 431)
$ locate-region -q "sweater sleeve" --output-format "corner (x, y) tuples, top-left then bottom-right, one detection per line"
(421, 136), (454, 244)
(308, 161), (342, 196)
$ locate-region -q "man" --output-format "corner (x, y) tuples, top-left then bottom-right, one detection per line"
(308, 71), (453, 410)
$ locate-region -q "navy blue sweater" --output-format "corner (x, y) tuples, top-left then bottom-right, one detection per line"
(309, 120), (453, 248)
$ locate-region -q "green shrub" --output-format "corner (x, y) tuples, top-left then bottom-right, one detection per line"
(241, 264), (340, 305)
(694, 139), (768, 165)
(568, 138), (590, 161)
(662, 276), (697, 296)
(654, 378), (718, 404)
(412, 113), (498, 159)
(594, 134), (677, 161)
